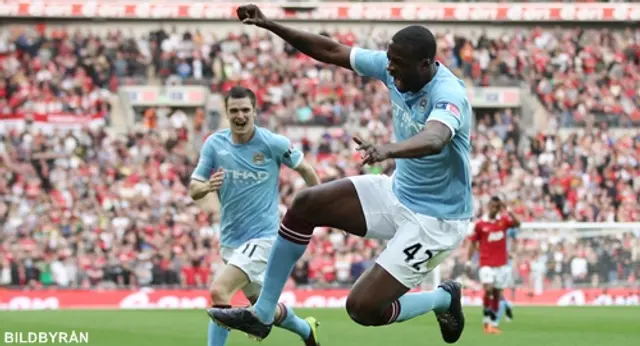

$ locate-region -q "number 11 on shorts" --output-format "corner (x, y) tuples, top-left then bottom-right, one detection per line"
(242, 243), (258, 257)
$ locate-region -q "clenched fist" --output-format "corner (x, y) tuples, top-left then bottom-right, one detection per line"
(236, 4), (268, 27)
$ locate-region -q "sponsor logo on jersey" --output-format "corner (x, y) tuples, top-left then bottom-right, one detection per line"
(226, 169), (269, 183)
(487, 231), (505, 242)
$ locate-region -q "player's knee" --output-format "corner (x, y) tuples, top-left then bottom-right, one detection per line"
(345, 295), (382, 326)
(345, 297), (369, 325)
(209, 284), (232, 305)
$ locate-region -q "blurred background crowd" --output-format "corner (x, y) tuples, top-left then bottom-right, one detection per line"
(0, 18), (639, 292)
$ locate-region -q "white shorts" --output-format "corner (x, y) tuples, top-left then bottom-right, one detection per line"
(349, 174), (469, 288)
(479, 265), (512, 289)
(220, 238), (274, 298)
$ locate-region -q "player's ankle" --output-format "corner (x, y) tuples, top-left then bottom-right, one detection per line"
(433, 288), (452, 314)
(252, 307), (273, 324)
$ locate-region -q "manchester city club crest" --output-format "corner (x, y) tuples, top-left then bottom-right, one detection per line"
(419, 96), (428, 112)
(253, 152), (265, 164)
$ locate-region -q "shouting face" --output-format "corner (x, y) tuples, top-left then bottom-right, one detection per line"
(226, 96), (256, 137)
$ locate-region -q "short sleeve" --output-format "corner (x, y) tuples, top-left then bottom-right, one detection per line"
(270, 133), (303, 169)
(349, 47), (389, 82)
(426, 81), (469, 139)
(191, 137), (216, 181)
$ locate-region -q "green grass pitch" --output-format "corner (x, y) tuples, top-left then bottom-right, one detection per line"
(2, 307), (639, 345)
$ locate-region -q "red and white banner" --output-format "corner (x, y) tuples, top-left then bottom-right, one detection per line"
(0, 2), (638, 22)
(0, 287), (638, 310)
(0, 113), (105, 133)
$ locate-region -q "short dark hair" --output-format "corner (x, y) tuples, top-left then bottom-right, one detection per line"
(391, 25), (436, 62)
(490, 196), (502, 203)
(224, 86), (257, 109)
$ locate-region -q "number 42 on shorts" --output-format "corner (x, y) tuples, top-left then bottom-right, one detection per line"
(403, 243), (451, 272)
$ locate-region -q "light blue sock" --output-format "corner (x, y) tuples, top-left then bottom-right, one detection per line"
(207, 321), (230, 346)
(496, 299), (509, 324)
(396, 288), (452, 322)
(254, 235), (308, 323)
(503, 299), (512, 310)
(275, 303), (311, 339)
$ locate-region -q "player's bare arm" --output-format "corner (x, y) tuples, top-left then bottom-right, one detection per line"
(388, 121), (451, 158)
(503, 203), (522, 228)
(189, 168), (224, 200)
(294, 160), (321, 187)
(237, 4), (352, 70)
(354, 121), (451, 165)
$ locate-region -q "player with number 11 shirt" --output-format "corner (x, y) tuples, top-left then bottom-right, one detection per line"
(189, 86), (322, 346)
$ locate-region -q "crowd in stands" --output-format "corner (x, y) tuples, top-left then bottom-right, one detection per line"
(0, 24), (639, 291)
(1, 107), (638, 290)
(0, 27), (147, 119)
(2, 25), (638, 127)
(144, 25), (639, 127)
(459, 27), (640, 127)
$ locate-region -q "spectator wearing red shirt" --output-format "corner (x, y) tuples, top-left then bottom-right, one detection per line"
(181, 259), (210, 288)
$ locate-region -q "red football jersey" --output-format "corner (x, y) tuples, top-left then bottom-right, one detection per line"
(471, 215), (516, 267)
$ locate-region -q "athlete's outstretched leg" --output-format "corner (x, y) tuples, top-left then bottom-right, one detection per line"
(345, 263), (464, 343)
(345, 264), (456, 325)
(208, 178), (368, 339)
(253, 179), (366, 323)
(342, 196), (467, 344)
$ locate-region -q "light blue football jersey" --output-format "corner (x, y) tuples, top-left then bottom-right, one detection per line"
(350, 47), (473, 219)
(191, 127), (303, 248)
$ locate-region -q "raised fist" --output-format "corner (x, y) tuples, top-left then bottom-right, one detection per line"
(236, 4), (268, 27)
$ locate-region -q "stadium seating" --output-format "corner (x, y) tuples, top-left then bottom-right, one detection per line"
(0, 27), (147, 117)
(0, 26), (638, 291)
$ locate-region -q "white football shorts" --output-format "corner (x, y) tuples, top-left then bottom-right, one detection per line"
(349, 174), (468, 288)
